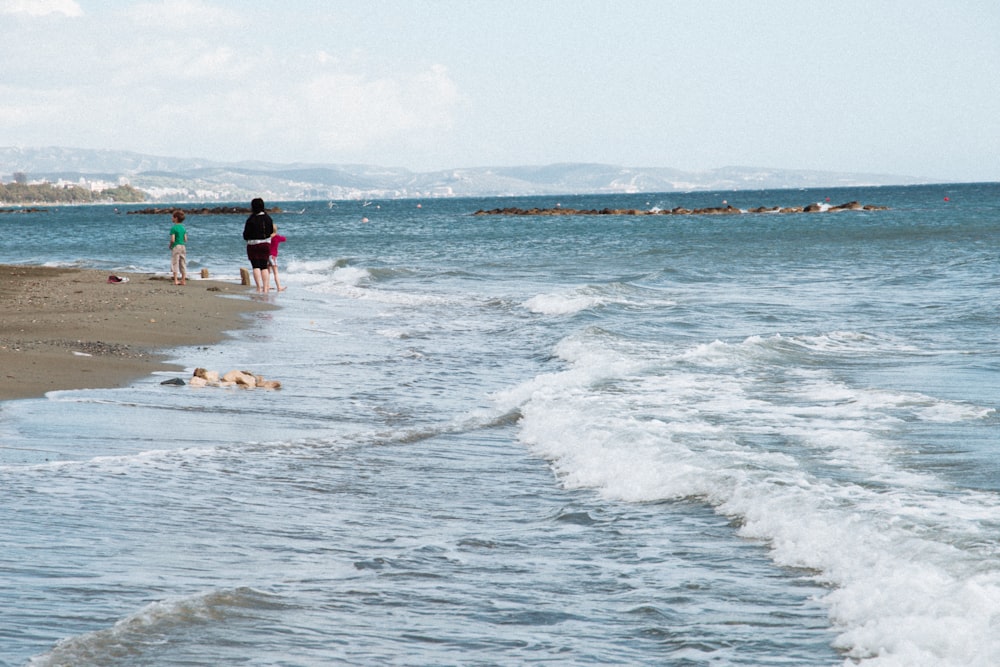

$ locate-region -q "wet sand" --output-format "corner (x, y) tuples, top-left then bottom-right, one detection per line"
(0, 265), (274, 401)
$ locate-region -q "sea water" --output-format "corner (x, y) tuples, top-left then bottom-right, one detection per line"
(1, 183), (998, 666)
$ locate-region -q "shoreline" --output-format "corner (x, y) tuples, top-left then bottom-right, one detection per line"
(0, 265), (275, 402)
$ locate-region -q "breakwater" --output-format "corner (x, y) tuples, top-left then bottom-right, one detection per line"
(473, 201), (887, 217)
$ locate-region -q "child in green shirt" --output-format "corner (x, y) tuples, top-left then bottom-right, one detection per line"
(169, 210), (188, 286)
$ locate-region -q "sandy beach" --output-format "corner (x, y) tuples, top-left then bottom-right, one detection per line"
(0, 265), (273, 401)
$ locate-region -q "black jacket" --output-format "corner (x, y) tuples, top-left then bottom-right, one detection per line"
(243, 212), (274, 241)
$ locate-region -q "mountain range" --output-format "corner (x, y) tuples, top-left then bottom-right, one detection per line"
(0, 146), (938, 202)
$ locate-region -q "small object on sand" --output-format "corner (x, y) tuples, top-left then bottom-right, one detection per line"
(193, 368), (219, 382)
(161, 377), (186, 386)
(107, 275), (129, 284)
(191, 367), (281, 390)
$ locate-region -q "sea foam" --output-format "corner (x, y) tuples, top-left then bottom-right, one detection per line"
(501, 327), (1000, 666)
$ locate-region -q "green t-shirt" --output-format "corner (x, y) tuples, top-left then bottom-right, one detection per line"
(170, 223), (187, 249)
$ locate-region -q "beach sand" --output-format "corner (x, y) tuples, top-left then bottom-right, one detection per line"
(0, 265), (274, 401)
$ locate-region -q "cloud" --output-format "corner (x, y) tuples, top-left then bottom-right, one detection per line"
(116, 60), (467, 164)
(288, 63), (463, 154)
(122, 0), (242, 29)
(0, 0), (467, 165)
(106, 43), (249, 86)
(0, 1), (465, 165)
(0, 0), (82, 17)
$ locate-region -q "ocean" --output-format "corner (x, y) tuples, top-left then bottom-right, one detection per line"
(1, 183), (998, 666)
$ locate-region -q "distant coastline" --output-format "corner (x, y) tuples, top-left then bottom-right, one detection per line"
(0, 146), (948, 204)
(0, 180), (145, 205)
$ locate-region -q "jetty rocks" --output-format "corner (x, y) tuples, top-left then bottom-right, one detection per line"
(189, 367), (282, 390)
(473, 201), (887, 217)
(0, 207), (48, 214)
(128, 206), (282, 215)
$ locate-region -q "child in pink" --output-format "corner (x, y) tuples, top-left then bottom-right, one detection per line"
(269, 226), (287, 291)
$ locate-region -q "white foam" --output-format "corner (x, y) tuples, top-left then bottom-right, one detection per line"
(523, 285), (675, 317)
(330, 265), (371, 286)
(305, 274), (451, 307)
(523, 291), (606, 316)
(502, 329), (1000, 666)
(284, 258), (338, 274)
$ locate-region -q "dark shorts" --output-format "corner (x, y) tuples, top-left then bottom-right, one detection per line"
(247, 242), (271, 269)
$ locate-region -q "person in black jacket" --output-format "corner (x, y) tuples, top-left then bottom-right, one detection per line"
(243, 197), (274, 292)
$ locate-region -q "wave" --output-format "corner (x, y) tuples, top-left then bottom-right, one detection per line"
(494, 329), (1000, 666)
(2, 394), (523, 477)
(28, 587), (287, 667)
(305, 280), (453, 307)
(284, 260), (455, 308)
(523, 283), (676, 317)
(523, 291), (608, 316)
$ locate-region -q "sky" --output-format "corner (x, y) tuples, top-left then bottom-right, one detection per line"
(1, 0), (998, 182)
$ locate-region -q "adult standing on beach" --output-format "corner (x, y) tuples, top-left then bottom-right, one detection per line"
(243, 197), (274, 293)
(169, 210), (188, 286)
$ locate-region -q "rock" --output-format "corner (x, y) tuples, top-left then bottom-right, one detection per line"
(194, 368), (220, 383)
(472, 202), (887, 217)
(189, 376), (208, 388)
(160, 377), (186, 386)
(127, 206), (283, 216)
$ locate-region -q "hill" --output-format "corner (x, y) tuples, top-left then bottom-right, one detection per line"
(0, 146), (938, 203)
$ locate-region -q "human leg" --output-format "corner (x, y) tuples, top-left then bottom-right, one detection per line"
(171, 245), (182, 285)
(247, 244), (270, 293)
(270, 259), (284, 291)
(178, 246), (187, 285)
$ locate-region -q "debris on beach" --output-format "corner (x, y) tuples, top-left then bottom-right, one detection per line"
(186, 367), (282, 390)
